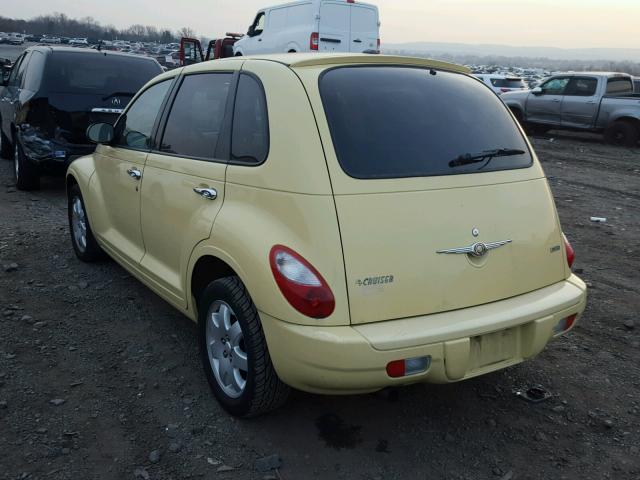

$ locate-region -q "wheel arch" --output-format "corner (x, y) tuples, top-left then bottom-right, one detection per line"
(609, 115), (640, 129)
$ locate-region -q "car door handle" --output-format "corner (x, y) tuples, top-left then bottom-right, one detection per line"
(552, 99), (561, 102)
(353, 39), (362, 43)
(126, 168), (142, 180)
(193, 187), (217, 200)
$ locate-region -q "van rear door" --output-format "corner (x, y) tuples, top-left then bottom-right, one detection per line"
(313, 66), (567, 325)
(349, 3), (378, 52)
(319, 1), (350, 52)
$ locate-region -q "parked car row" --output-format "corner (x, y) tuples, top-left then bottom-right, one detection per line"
(0, 32), (26, 45)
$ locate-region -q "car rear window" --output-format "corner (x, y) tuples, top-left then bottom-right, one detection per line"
(606, 77), (634, 95)
(319, 66), (532, 179)
(490, 78), (526, 89)
(45, 52), (162, 96)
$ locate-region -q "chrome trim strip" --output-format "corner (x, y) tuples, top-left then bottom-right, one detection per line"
(91, 108), (123, 114)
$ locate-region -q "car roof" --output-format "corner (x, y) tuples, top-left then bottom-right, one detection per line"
(28, 45), (157, 61)
(194, 53), (470, 74)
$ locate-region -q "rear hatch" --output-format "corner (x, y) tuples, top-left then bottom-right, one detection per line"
(42, 51), (162, 144)
(316, 65), (566, 324)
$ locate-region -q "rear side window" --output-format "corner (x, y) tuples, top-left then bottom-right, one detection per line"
(231, 74), (269, 164)
(24, 51), (46, 91)
(606, 77), (634, 95)
(320, 66), (531, 179)
(565, 77), (597, 96)
(160, 73), (232, 160)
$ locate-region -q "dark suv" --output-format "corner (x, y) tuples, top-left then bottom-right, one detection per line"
(0, 46), (163, 189)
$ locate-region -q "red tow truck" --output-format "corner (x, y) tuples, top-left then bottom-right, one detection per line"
(179, 34), (243, 66)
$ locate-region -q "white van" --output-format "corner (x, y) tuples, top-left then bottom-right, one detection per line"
(233, 0), (380, 56)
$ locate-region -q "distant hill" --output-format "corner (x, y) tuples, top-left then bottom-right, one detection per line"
(383, 42), (640, 63)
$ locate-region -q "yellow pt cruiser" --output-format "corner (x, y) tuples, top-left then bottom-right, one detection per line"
(67, 54), (587, 417)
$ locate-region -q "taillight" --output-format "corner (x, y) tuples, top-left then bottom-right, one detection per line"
(553, 314), (578, 335)
(310, 32), (319, 51)
(269, 245), (335, 318)
(500, 88), (510, 93)
(563, 233), (575, 268)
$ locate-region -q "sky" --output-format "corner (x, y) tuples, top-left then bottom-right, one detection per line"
(2, 0), (639, 49)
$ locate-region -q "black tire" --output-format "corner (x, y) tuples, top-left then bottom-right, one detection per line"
(68, 184), (105, 262)
(198, 276), (289, 417)
(14, 140), (40, 191)
(0, 128), (12, 160)
(604, 120), (639, 147)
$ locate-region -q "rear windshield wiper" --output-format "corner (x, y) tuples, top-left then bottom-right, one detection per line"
(102, 92), (136, 101)
(448, 148), (526, 168)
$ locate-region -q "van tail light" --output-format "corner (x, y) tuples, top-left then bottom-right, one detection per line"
(310, 32), (319, 50)
(563, 233), (575, 268)
(269, 245), (335, 318)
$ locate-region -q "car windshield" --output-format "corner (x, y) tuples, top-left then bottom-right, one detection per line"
(319, 66), (532, 179)
(45, 52), (162, 96)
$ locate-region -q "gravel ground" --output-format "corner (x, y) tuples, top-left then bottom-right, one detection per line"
(0, 132), (639, 480)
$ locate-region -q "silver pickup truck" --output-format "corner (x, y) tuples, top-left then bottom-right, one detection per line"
(502, 72), (640, 146)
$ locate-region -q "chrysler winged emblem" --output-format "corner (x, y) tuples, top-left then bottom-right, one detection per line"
(437, 240), (512, 257)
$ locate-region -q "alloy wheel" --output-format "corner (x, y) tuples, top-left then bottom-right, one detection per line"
(71, 196), (87, 252)
(205, 300), (248, 398)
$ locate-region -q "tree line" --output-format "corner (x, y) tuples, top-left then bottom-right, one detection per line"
(0, 13), (198, 44)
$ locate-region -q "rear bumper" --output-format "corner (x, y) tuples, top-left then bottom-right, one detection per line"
(21, 130), (94, 173)
(260, 275), (587, 395)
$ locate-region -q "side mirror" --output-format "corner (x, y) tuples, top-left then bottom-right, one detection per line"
(531, 87), (543, 95)
(86, 123), (114, 144)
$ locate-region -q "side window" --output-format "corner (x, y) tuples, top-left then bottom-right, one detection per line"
(606, 77), (634, 95)
(114, 80), (172, 150)
(540, 77), (569, 95)
(7, 54), (26, 88)
(252, 12), (266, 36)
(160, 73), (232, 160)
(231, 74), (269, 164)
(565, 77), (597, 97)
(24, 51), (46, 91)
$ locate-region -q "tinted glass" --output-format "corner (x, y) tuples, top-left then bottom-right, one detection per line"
(45, 52), (162, 95)
(320, 67), (531, 179)
(490, 78), (526, 89)
(565, 77), (597, 96)
(160, 73), (232, 159)
(7, 53), (27, 87)
(24, 51), (45, 91)
(115, 80), (171, 150)
(231, 74), (269, 164)
(606, 77), (634, 95)
(540, 77), (569, 95)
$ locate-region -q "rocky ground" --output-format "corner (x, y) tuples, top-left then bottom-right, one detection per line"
(0, 132), (639, 480)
